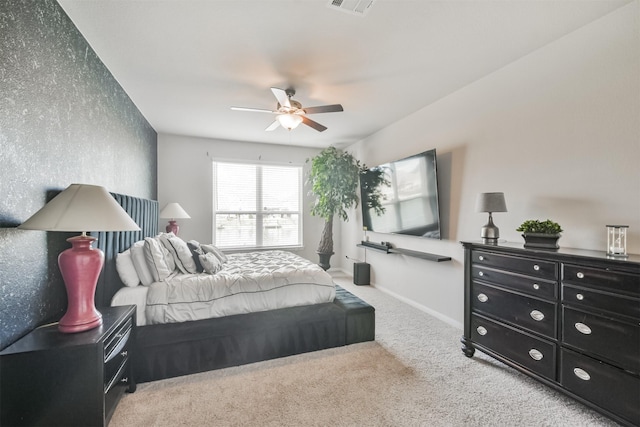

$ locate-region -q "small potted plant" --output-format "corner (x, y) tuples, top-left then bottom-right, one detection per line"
(516, 219), (563, 249)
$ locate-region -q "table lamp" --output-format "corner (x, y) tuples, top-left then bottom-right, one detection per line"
(160, 202), (190, 235)
(476, 192), (507, 244)
(18, 184), (140, 333)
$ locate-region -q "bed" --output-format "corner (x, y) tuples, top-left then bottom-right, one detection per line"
(94, 193), (375, 383)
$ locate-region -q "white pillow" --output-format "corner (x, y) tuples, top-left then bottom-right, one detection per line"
(158, 233), (198, 274)
(115, 249), (140, 287)
(144, 237), (176, 281)
(199, 252), (222, 274)
(200, 244), (228, 263)
(130, 241), (155, 286)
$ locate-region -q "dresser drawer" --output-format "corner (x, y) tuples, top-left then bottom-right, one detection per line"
(472, 265), (557, 299)
(472, 282), (557, 339)
(562, 307), (640, 374)
(563, 264), (640, 297)
(473, 250), (558, 280)
(562, 284), (640, 321)
(560, 349), (640, 426)
(472, 314), (556, 380)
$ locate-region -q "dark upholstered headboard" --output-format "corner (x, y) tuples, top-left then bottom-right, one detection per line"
(93, 193), (158, 307)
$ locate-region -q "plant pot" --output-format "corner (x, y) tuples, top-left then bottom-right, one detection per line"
(317, 251), (334, 271)
(522, 233), (561, 249)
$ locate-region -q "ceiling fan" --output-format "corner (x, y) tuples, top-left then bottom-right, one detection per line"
(231, 87), (343, 132)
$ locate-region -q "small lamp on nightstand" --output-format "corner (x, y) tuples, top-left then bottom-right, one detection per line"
(18, 184), (140, 333)
(476, 192), (507, 244)
(160, 202), (191, 235)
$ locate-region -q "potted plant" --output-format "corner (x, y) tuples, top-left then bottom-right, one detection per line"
(307, 147), (386, 270)
(359, 165), (389, 230)
(516, 219), (563, 249)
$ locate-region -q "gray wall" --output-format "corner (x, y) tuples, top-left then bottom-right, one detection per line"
(340, 3), (639, 328)
(0, 0), (157, 349)
(157, 134), (328, 265)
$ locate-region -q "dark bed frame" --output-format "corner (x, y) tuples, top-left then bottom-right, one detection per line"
(94, 193), (375, 383)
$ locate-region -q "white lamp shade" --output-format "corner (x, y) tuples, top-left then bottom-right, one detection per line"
(276, 113), (303, 130)
(160, 202), (191, 219)
(475, 192), (507, 213)
(18, 184), (140, 232)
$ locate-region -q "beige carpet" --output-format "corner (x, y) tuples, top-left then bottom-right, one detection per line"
(110, 275), (615, 427)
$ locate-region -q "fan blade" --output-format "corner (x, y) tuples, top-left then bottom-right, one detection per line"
(265, 121), (280, 131)
(270, 87), (291, 109)
(302, 116), (327, 132)
(303, 104), (343, 114)
(231, 107), (276, 113)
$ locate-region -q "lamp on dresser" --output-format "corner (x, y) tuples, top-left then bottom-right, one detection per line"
(476, 192), (507, 244)
(160, 202), (190, 235)
(18, 184), (140, 333)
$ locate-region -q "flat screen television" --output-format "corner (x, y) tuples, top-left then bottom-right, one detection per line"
(360, 149), (441, 239)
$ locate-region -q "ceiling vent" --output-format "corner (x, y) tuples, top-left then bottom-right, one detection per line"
(327, 0), (375, 16)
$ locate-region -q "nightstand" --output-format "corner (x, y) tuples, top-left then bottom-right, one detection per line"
(0, 305), (136, 426)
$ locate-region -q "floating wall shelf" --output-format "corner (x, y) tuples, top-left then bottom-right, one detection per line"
(357, 242), (451, 262)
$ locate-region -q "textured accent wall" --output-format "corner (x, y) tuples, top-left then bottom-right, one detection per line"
(0, 0), (157, 349)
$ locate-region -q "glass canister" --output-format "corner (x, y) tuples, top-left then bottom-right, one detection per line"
(606, 225), (628, 257)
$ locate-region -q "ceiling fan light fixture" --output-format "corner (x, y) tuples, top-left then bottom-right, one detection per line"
(276, 113), (303, 130)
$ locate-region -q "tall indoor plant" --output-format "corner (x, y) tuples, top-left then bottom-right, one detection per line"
(307, 147), (360, 270)
(307, 147), (386, 270)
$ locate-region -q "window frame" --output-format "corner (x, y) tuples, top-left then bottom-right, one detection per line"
(212, 158), (304, 251)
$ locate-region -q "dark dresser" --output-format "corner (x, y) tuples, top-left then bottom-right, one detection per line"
(0, 305), (136, 426)
(461, 241), (639, 426)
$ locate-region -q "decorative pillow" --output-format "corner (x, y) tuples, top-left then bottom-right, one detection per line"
(158, 233), (198, 274)
(187, 241), (205, 273)
(130, 241), (155, 286)
(115, 249), (140, 287)
(199, 252), (223, 274)
(200, 244), (228, 263)
(144, 237), (176, 281)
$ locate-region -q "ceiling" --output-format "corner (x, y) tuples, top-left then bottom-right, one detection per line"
(57, 0), (630, 148)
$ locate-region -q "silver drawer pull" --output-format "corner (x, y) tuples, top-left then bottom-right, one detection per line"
(528, 349), (544, 361)
(533, 264), (540, 271)
(573, 368), (591, 381)
(477, 293), (489, 303)
(478, 271), (484, 277)
(575, 323), (592, 335)
(576, 293), (584, 301)
(530, 310), (545, 321)
(120, 377), (129, 383)
(476, 326), (488, 336)
(532, 284), (540, 290)
(577, 272), (584, 279)
(478, 255), (484, 261)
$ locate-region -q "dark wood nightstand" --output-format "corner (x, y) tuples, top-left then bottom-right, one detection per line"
(1, 305), (136, 426)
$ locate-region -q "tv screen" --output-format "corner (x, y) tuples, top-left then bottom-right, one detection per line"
(360, 149), (441, 239)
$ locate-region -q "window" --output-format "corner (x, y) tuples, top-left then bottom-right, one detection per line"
(212, 160), (303, 250)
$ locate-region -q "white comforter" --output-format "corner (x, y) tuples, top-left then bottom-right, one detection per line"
(145, 250), (335, 324)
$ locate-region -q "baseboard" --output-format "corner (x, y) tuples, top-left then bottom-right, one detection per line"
(330, 270), (462, 330)
(373, 283), (463, 330)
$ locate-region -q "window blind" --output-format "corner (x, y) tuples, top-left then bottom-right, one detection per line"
(213, 161), (302, 249)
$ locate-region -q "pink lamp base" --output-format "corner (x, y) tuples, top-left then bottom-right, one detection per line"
(166, 220), (179, 235)
(57, 235), (103, 333)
